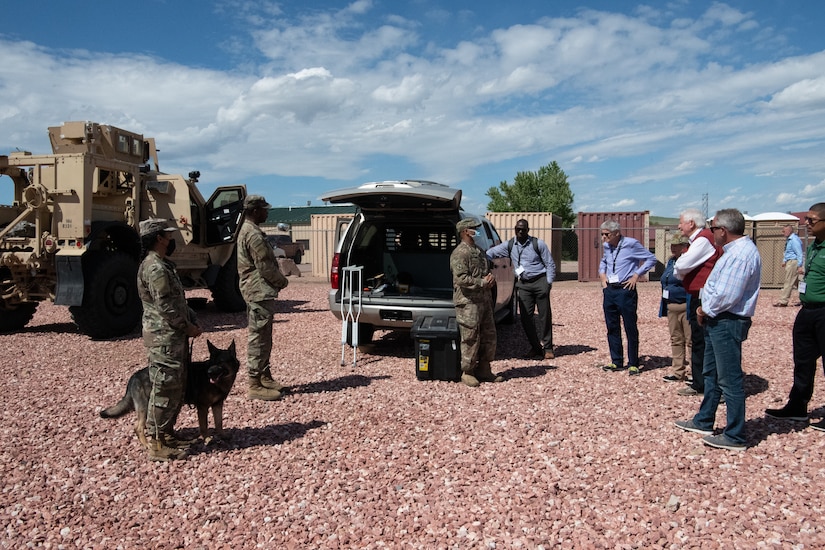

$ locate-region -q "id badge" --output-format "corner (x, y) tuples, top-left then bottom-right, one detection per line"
(515, 265), (525, 278)
(800, 281), (807, 294)
(608, 274), (619, 284)
(662, 289), (670, 299)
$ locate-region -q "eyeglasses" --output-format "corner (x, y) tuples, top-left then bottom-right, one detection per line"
(601, 232), (611, 237)
(709, 226), (723, 232)
(805, 217), (822, 225)
(515, 227), (527, 232)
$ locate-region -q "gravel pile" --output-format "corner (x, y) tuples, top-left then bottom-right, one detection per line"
(1, 277), (824, 548)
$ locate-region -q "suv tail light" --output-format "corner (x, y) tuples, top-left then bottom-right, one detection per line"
(330, 252), (340, 289)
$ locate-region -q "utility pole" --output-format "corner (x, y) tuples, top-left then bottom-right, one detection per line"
(702, 193), (709, 221)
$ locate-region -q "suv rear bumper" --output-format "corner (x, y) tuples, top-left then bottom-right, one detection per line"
(327, 290), (456, 330)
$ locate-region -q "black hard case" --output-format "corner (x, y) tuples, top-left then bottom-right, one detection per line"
(411, 316), (461, 382)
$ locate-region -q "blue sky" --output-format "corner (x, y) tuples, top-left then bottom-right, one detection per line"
(2, 1), (824, 220)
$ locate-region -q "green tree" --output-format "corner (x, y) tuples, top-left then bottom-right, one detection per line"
(486, 161), (575, 227)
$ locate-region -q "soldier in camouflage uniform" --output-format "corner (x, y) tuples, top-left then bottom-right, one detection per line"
(138, 218), (203, 462)
(450, 218), (502, 387)
(237, 195), (289, 401)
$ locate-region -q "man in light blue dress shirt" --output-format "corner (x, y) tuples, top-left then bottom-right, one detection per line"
(598, 220), (657, 375)
(487, 219), (556, 359)
(774, 223), (804, 307)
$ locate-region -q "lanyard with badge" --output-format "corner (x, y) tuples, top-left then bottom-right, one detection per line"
(514, 238), (528, 279)
(607, 238), (623, 284)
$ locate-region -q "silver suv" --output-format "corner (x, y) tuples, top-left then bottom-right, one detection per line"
(320, 180), (516, 345)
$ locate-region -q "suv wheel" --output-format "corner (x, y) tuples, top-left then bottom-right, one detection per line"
(505, 291), (518, 324)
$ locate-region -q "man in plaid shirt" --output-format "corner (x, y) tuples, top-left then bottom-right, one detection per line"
(675, 208), (761, 451)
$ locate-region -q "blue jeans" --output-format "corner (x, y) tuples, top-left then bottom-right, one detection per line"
(692, 314), (751, 445)
(602, 285), (639, 367)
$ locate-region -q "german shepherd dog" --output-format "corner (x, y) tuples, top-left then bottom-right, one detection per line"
(100, 340), (239, 447)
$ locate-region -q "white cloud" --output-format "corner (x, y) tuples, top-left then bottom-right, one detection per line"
(674, 160), (697, 172)
(769, 76), (825, 108)
(776, 192), (796, 205)
(800, 180), (825, 196)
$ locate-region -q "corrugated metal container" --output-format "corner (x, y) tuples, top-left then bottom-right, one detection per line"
(576, 211), (651, 282)
(485, 212), (562, 278)
(310, 213), (354, 278)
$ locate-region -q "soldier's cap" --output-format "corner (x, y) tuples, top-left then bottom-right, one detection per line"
(244, 194), (271, 209)
(139, 218), (176, 237)
(456, 218), (482, 232)
(670, 233), (689, 246)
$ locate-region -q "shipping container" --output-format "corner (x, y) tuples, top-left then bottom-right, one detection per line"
(576, 211), (651, 282)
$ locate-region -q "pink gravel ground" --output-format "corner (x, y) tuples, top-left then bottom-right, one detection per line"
(1, 276), (824, 548)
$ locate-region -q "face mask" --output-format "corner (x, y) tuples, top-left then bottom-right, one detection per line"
(165, 238), (177, 257)
(467, 229), (478, 238)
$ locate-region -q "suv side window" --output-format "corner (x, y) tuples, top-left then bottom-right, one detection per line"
(482, 220), (502, 246)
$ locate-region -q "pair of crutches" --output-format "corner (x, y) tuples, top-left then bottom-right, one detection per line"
(340, 265), (363, 367)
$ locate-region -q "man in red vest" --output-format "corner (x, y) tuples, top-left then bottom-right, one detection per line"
(674, 208), (723, 397)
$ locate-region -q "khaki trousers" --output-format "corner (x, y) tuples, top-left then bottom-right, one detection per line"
(777, 260), (799, 306)
(666, 302), (692, 378)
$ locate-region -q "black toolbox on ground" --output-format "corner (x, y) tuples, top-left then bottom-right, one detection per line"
(411, 315), (461, 382)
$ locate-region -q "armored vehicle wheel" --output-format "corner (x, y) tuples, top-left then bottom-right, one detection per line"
(211, 253), (246, 312)
(293, 250), (302, 264)
(0, 302), (37, 332)
(70, 252), (141, 338)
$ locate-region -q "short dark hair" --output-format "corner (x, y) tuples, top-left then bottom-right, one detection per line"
(810, 203), (825, 219)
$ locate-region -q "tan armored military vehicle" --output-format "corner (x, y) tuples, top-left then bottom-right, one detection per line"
(0, 121), (247, 338)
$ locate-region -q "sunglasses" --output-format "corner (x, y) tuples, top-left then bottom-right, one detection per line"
(805, 217), (822, 225)
(710, 226), (723, 232)
(601, 232), (611, 237)
(515, 227), (528, 232)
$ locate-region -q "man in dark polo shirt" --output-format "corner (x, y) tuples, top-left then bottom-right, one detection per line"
(766, 202), (825, 431)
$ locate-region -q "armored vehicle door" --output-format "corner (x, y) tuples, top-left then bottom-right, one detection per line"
(204, 186), (246, 246)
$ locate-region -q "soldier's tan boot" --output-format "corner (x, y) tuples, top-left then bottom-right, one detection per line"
(461, 373), (480, 387)
(249, 376), (283, 401)
(147, 438), (189, 462)
(162, 431), (197, 449)
(260, 370), (284, 391)
(476, 362), (503, 383)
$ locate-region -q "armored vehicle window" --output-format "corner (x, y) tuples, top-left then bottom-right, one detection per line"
(117, 135), (130, 154)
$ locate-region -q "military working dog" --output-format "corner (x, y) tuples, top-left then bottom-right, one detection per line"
(100, 340), (239, 447)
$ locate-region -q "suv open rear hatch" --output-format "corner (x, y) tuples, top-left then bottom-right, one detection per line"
(320, 180), (461, 212)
